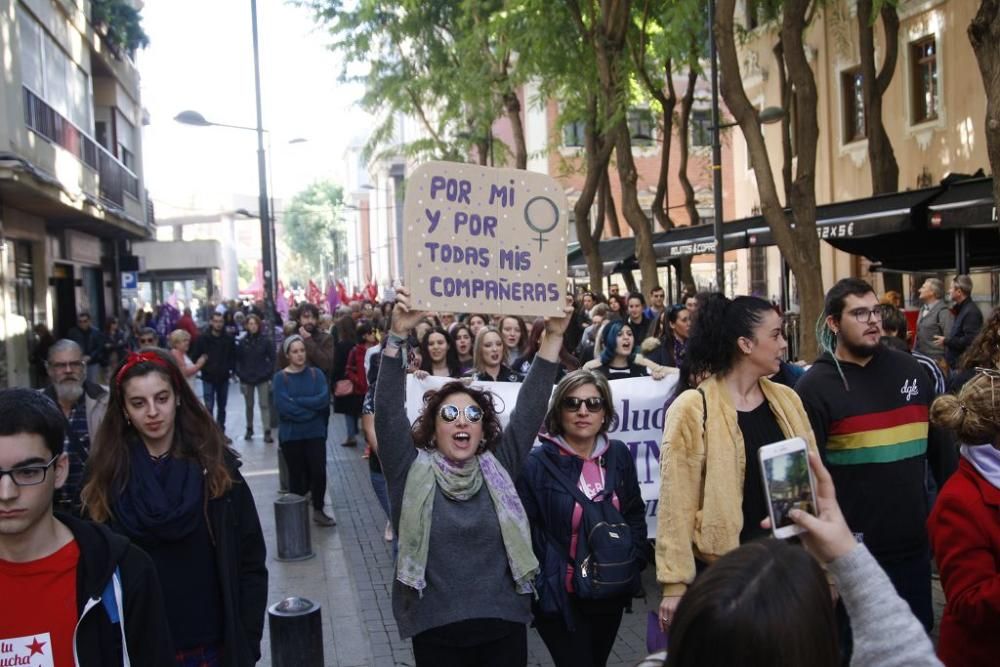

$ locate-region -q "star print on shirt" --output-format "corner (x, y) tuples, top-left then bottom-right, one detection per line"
(26, 637), (46, 656)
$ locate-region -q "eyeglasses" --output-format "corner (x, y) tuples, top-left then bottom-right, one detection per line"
(0, 455), (59, 487)
(846, 306), (886, 324)
(139, 338), (156, 345)
(48, 361), (84, 371)
(439, 404), (484, 423)
(560, 396), (606, 412)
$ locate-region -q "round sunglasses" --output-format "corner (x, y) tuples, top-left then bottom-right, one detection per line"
(439, 404), (484, 423)
(560, 396), (606, 413)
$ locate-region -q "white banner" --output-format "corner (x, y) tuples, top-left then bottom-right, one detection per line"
(404, 374), (676, 537)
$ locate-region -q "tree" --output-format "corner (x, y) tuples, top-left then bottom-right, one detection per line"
(969, 0), (1000, 226)
(283, 181), (346, 281)
(858, 0), (900, 194)
(716, 0), (824, 360)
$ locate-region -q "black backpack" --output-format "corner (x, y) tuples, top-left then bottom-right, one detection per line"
(537, 442), (637, 600)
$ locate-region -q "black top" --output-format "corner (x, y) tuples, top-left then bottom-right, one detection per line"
(737, 400), (785, 544)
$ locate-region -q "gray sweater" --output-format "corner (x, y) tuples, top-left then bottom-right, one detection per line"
(828, 544), (942, 667)
(374, 351), (558, 640)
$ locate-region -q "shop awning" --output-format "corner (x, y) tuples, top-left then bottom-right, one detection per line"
(928, 176), (996, 230)
(567, 236), (638, 277)
(651, 219), (755, 260)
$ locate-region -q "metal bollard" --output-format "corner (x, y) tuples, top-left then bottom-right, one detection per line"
(268, 597), (324, 667)
(273, 493), (314, 561)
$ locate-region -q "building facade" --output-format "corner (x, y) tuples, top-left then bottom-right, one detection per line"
(730, 0), (990, 306)
(0, 0), (153, 387)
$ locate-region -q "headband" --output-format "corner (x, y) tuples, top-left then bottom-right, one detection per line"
(115, 350), (170, 387)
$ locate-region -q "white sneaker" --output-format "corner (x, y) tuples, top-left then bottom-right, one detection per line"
(384, 520), (394, 542)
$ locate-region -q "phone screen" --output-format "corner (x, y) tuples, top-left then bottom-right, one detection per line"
(762, 447), (815, 530)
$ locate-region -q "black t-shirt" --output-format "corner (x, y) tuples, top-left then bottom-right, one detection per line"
(737, 400), (785, 543)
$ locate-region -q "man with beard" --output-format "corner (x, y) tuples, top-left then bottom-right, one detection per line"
(41, 340), (109, 515)
(796, 278), (934, 643)
(278, 302), (335, 377)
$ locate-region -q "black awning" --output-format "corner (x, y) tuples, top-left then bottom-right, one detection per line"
(567, 235), (638, 276)
(746, 187), (942, 247)
(650, 219), (754, 260)
(928, 177), (996, 229)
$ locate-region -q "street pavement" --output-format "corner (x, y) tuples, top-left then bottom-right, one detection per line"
(218, 381), (943, 666)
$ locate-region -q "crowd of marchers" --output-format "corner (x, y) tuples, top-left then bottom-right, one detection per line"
(1, 273), (998, 667)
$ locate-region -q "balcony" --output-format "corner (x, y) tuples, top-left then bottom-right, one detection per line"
(22, 86), (140, 211)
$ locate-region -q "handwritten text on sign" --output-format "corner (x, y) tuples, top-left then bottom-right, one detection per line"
(405, 374), (676, 538)
(403, 162), (569, 318)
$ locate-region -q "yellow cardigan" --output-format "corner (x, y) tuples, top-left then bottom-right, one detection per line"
(655, 374), (817, 597)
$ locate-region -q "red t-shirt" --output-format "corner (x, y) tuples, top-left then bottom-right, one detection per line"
(0, 540), (80, 667)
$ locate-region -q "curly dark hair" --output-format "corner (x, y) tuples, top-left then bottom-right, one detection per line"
(958, 306), (1000, 371)
(410, 381), (504, 453)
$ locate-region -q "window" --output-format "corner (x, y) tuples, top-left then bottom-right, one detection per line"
(841, 68), (865, 143)
(910, 36), (938, 124)
(18, 11), (93, 132)
(627, 109), (655, 145)
(691, 109), (712, 147)
(562, 121), (585, 148)
(749, 246), (768, 298)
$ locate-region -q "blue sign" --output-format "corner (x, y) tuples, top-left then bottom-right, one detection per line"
(121, 271), (138, 290)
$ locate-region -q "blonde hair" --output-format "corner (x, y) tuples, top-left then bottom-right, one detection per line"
(167, 329), (190, 348)
(930, 371), (1000, 444)
(472, 326), (504, 372)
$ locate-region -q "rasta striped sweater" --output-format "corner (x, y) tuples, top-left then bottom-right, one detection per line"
(796, 347), (930, 564)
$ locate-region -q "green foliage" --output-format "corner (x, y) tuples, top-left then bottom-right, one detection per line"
(91, 0), (149, 56)
(282, 181), (347, 279)
(237, 260), (255, 289)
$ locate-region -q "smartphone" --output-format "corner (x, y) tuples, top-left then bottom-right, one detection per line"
(758, 437), (817, 539)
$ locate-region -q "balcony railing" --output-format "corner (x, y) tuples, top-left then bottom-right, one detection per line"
(23, 86), (139, 209)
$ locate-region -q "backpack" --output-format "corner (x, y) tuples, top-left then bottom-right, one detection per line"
(537, 443), (637, 600)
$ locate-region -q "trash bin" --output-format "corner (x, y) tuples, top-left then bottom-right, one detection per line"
(268, 597), (323, 667)
(274, 493), (313, 561)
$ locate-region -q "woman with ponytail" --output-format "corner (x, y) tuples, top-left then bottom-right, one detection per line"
(654, 294), (816, 632)
(82, 349), (268, 666)
(928, 371), (1000, 666)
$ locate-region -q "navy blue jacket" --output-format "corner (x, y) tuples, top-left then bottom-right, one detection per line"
(235, 332), (275, 385)
(945, 298), (984, 368)
(516, 437), (649, 626)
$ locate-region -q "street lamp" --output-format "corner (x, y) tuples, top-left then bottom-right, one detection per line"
(708, 0), (784, 294)
(172, 0), (274, 323)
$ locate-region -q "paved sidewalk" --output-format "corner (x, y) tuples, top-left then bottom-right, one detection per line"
(223, 382), (944, 666)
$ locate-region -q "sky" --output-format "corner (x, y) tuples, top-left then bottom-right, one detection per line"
(137, 0), (371, 219)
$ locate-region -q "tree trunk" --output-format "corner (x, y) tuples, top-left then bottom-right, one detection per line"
(614, 127), (660, 292)
(602, 168), (623, 237)
(716, 0), (823, 361)
(503, 90), (528, 169)
(651, 61), (676, 231)
(774, 39), (794, 204)
(678, 62), (700, 226)
(859, 0), (900, 194)
(970, 0), (1000, 227)
(574, 92), (618, 291)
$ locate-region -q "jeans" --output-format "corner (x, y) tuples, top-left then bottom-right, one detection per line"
(202, 379), (229, 429)
(240, 381), (272, 434)
(344, 414), (359, 442)
(369, 470), (390, 518)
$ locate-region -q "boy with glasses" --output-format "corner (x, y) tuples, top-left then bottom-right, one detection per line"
(796, 278), (934, 646)
(0, 388), (173, 666)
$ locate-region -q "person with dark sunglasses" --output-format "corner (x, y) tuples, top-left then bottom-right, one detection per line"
(374, 286), (573, 667)
(515, 369), (649, 666)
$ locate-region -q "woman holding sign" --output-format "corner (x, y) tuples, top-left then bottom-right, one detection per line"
(655, 294), (816, 631)
(375, 287), (572, 667)
(516, 369), (649, 667)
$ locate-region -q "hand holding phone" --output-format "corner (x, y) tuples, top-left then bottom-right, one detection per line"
(758, 437), (817, 539)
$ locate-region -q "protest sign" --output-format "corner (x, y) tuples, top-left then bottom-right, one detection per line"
(405, 374), (676, 538)
(402, 161), (569, 318)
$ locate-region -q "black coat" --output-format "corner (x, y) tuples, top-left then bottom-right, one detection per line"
(60, 513), (175, 666)
(235, 332), (275, 385)
(69, 326), (108, 366)
(109, 455), (268, 666)
(192, 329), (236, 384)
(945, 298), (984, 368)
(516, 438), (650, 627)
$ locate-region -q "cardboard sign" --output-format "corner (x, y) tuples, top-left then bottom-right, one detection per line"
(402, 161), (569, 317)
(405, 374), (677, 538)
